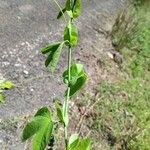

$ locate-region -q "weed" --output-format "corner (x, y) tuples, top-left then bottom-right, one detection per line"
(0, 79), (14, 103)
(21, 0), (91, 150)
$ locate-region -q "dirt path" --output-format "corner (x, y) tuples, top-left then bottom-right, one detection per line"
(0, 0), (126, 149)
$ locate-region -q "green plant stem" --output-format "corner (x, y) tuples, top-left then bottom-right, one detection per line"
(52, 0), (67, 23)
(64, 46), (72, 149)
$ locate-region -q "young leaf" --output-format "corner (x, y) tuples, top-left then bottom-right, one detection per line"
(66, 10), (73, 18)
(44, 42), (64, 72)
(0, 93), (5, 103)
(69, 134), (79, 150)
(77, 138), (91, 150)
(55, 101), (64, 123)
(57, 8), (66, 19)
(63, 64), (87, 96)
(41, 42), (61, 54)
(64, 21), (78, 47)
(1, 80), (14, 90)
(72, 0), (81, 18)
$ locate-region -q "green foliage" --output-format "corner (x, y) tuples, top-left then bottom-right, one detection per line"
(41, 42), (65, 72)
(72, 0), (81, 18)
(22, 0), (89, 149)
(0, 79), (14, 103)
(88, 79), (150, 149)
(68, 134), (91, 150)
(57, 0), (81, 19)
(111, 3), (150, 78)
(63, 64), (87, 96)
(64, 21), (78, 47)
(22, 107), (53, 150)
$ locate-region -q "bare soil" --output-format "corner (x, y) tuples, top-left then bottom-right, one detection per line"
(0, 0), (127, 149)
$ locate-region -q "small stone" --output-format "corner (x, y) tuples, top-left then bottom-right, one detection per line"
(30, 88), (34, 92)
(107, 52), (113, 59)
(14, 64), (21, 67)
(23, 70), (29, 75)
(2, 62), (10, 66)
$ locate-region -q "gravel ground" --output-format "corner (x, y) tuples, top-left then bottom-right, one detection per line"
(0, 0), (126, 149)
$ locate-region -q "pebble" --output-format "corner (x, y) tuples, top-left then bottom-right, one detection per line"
(23, 70), (29, 75)
(14, 64), (21, 67)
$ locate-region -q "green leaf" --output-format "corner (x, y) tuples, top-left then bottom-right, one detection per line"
(0, 93), (5, 103)
(55, 101), (64, 123)
(63, 64), (87, 96)
(64, 21), (78, 47)
(69, 72), (87, 96)
(41, 42), (61, 54)
(65, 0), (72, 10)
(77, 138), (91, 150)
(44, 42), (64, 72)
(69, 134), (79, 150)
(66, 10), (73, 18)
(57, 8), (66, 19)
(22, 107), (53, 150)
(1, 80), (14, 90)
(32, 119), (53, 150)
(22, 116), (46, 142)
(63, 64), (83, 85)
(72, 0), (81, 18)
(34, 107), (52, 119)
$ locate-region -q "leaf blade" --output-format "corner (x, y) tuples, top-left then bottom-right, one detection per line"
(73, 0), (81, 18)
(64, 21), (78, 47)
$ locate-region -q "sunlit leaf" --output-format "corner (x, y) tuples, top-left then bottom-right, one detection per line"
(69, 134), (79, 150)
(22, 107), (53, 150)
(0, 93), (5, 103)
(32, 119), (53, 150)
(43, 42), (64, 72)
(22, 116), (46, 142)
(64, 21), (78, 47)
(63, 64), (87, 96)
(77, 138), (91, 150)
(72, 0), (81, 18)
(0, 80), (14, 90)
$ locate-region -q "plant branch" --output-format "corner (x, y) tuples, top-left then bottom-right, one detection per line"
(64, 46), (72, 149)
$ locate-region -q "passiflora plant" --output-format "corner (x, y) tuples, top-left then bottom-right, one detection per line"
(22, 0), (91, 149)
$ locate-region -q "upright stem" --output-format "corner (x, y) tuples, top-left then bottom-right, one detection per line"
(64, 46), (72, 149)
